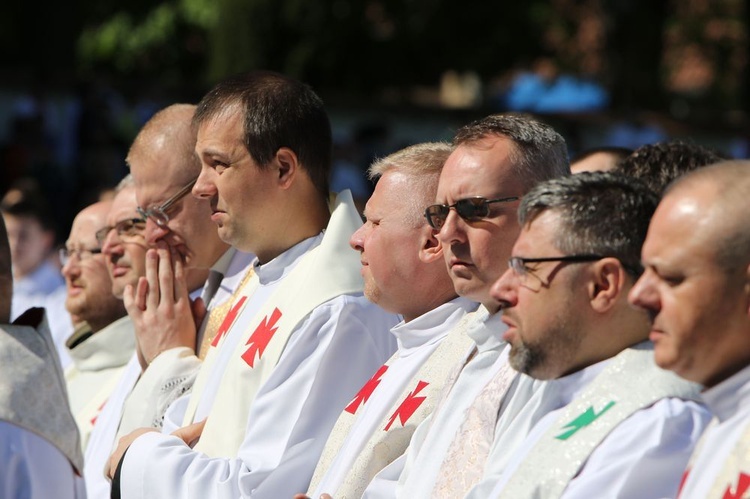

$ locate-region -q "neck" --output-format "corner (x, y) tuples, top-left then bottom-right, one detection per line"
(186, 268), (210, 294)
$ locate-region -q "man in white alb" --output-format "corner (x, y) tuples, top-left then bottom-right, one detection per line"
(301, 142), (477, 499)
(61, 199), (133, 451)
(629, 161), (750, 499)
(362, 114), (570, 498)
(484, 172), (710, 498)
(109, 71), (397, 498)
(83, 105), (252, 498)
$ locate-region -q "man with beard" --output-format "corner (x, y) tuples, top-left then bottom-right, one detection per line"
(62, 200), (134, 450)
(485, 173), (709, 498)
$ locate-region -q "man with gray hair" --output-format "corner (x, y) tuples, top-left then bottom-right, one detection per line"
(302, 142), (476, 498)
(361, 114), (571, 498)
(629, 161), (750, 498)
(484, 173), (709, 497)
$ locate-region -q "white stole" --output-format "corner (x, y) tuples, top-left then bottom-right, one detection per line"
(308, 310), (478, 498)
(191, 191), (366, 458)
(498, 344), (701, 498)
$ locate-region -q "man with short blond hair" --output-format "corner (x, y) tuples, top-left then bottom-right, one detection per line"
(304, 142), (478, 498)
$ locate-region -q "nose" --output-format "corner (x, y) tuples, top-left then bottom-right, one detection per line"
(435, 209), (464, 245)
(144, 218), (169, 246)
(61, 254), (79, 280)
(628, 271), (658, 312)
(193, 165), (217, 200)
(349, 224), (366, 252)
(490, 267), (519, 310)
(101, 230), (121, 256)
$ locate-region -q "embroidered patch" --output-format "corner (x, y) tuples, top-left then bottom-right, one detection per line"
(385, 380), (429, 431)
(241, 307), (282, 368)
(722, 472), (750, 499)
(555, 400), (616, 440)
(212, 295), (248, 347)
(345, 364), (389, 415)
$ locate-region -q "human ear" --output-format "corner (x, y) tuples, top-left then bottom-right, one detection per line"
(589, 258), (625, 313)
(418, 226), (443, 264)
(275, 147), (299, 189)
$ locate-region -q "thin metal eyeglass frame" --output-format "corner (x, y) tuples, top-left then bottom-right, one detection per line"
(95, 218), (147, 245)
(137, 178), (197, 227)
(424, 196), (520, 229)
(59, 247), (103, 266)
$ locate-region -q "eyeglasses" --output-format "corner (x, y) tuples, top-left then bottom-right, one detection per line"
(424, 196), (520, 229)
(95, 218), (147, 245)
(136, 178), (197, 228)
(59, 246), (102, 266)
(508, 254), (605, 292)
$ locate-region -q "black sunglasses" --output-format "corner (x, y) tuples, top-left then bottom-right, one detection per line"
(424, 196), (519, 229)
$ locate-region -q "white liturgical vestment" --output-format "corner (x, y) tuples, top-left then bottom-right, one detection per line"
(309, 297), (478, 498)
(83, 249), (254, 499)
(0, 309), (84, 498)
(364, 309), (529, 498)
(678, 364), (750, 498)
(65, 314), (134, 450)
(118, 191), (398, 498)
(487, 342), (711, 498)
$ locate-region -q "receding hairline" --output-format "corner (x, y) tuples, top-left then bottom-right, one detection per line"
(127, 104), (199, 177)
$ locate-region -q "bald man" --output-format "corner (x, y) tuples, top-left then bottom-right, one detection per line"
(629, 161), (750, 498)
(62, 200), (134, 450)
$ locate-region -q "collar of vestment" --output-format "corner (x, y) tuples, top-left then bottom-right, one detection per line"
(547, 355), (610, 407)
(66, 315), (134, 372)
(469, 306), (506, 354)
(702, 363), (750, 423)
(253, 232), (324, 285)
(392, 297), (478, 355)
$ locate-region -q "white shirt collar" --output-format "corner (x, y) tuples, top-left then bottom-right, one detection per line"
(391, 297), (477, 355)
(254, 233), (323, 285)
(702, 363), (750, 423)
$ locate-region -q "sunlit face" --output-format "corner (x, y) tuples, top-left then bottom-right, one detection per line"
(2, 213), (54, 278)
(129, 129), (228, 270)
(490, 211), (587, 379)
(62, 204), (121, 325)
(629, 186), (750, 387)
(101, 186), (148, 299)
(193, 107), (280, 257)
(435, 137), (523, 307)
(349, 170), (429, 320)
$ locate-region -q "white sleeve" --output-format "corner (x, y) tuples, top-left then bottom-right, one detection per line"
(0, 421), (81, 499)
(361, 453), (408, 499)
(119, 295), (397, 499)
(561, 398), (712, 499)
(117, 347), (201, 437)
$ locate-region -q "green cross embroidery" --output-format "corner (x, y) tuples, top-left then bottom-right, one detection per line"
(555, 401), (616, 441)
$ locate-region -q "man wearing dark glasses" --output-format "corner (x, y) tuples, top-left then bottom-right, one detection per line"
(364, 114), (570, 498)
(481, 173), (708, 498)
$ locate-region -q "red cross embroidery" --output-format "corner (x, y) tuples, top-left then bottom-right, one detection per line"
(723, 472), (750, 499)
(677, 469), (690, 498)
(89, 399), (108, 426)
(345, 365), (389, 415)
(241, 308), (282, 368)
(211, 295), (248, 347)
(384, 380), (429, 431)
